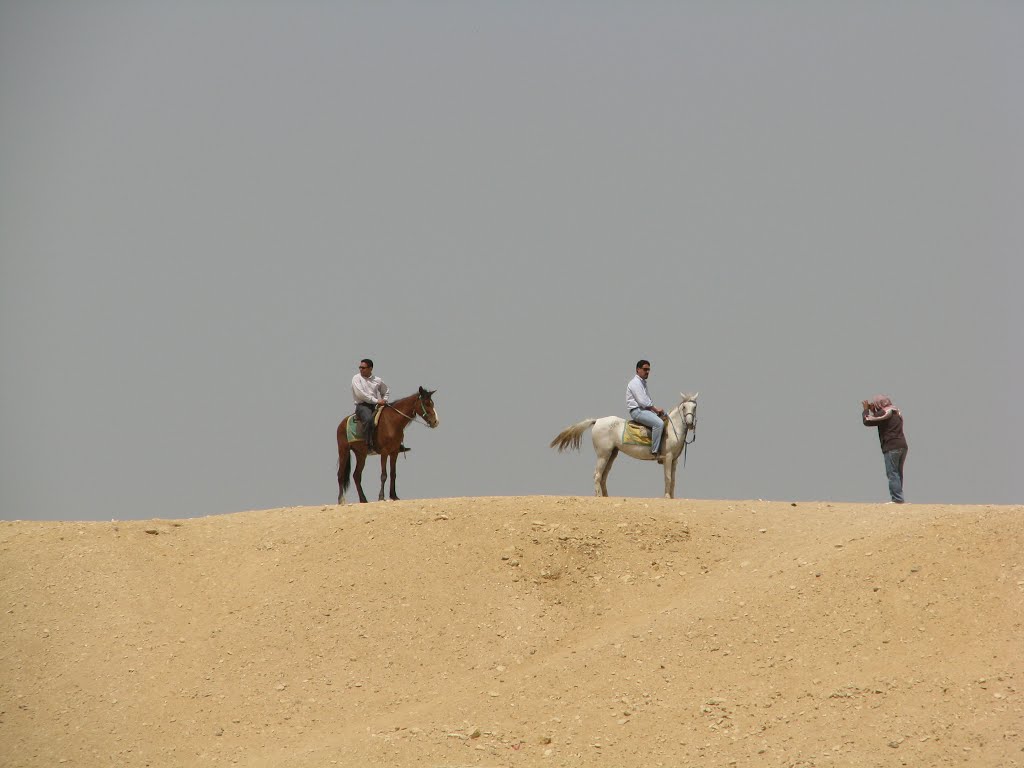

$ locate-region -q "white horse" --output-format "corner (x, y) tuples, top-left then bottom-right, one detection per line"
(550, 393), (698, 498)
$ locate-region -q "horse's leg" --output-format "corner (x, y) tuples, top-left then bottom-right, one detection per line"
(600, 447), (618, 497)
(593, 448), (614, 497)
(665, 455), (677, 499)
(353, 449), (369, 503)
(592, 455), (605, 497)
(388, 452), (399, 501)
(378, 454), (388, 502)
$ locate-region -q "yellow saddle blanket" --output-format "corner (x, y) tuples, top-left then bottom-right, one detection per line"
(622, 421), (653, 446)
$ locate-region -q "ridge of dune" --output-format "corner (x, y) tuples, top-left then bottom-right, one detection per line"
(2, 497), (1021, 767)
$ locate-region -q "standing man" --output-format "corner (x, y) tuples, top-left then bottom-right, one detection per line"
(626, 359), (666, 458)
(352, 359), (389, 451)
(861, 394), (909, 504)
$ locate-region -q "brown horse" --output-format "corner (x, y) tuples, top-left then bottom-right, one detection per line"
(337, 387), (439, 503)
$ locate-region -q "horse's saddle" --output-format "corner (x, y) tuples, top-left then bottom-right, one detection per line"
(622, 415), (669, 446)
(346, 407), (384, 443)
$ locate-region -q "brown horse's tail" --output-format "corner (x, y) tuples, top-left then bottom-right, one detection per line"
(550, 419), (597, 453)
(337, 419), (352, 502)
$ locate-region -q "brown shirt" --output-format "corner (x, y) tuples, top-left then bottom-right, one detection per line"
(863, 409), (908, 453)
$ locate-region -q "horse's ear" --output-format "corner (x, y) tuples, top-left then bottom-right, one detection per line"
(693, 392), (698, 401)
(419, 386), (427, 396)
(429, 389), (437, 396)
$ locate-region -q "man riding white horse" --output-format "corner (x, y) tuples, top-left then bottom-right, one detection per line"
(550, 390), (698, 498)
(626, 359), (666, 460)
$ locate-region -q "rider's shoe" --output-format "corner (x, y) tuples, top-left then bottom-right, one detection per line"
(399, 444), (411, 453)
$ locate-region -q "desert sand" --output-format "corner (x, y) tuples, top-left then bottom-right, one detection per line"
(1, 496), (1021, 767)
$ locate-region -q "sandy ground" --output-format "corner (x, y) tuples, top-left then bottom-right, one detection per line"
(1, 496), (1021, 768)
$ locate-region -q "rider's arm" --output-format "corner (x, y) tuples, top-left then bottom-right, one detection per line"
(626, 379), (653, 410)
(352, 375), (378, 405)
(862, 408), (893, 425)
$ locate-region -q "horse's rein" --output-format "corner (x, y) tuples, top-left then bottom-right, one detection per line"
(667, 405), (697, 467)
(385, 396), (430, 425)
(668, 406), (696, 444)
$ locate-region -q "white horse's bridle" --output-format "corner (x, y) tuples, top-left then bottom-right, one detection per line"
(667, 398), (698, 465)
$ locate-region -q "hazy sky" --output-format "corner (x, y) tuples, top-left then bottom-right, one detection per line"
(2, 2), (1021, 520)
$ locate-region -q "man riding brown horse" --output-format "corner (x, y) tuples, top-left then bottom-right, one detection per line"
(351, 358), (389, 451)
(337, 385), (439, 503)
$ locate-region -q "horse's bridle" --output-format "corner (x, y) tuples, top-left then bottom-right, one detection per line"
(668, 401), (697, 466)
(668, 403), (696, 441)
(386, 394), (435, 427)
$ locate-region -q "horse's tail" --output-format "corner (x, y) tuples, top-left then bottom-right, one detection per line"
(550, 419), (597, 453)
(337, 420), (352, 502)
(339, 451), (351, 494)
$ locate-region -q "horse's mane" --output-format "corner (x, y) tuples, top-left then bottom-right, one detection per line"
(390, 391), (421, 406)
(386, 388), (433, 411)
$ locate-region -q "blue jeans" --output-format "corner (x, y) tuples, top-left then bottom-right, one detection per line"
(630, 408), (664, 454)
(883, 448), (907, 503)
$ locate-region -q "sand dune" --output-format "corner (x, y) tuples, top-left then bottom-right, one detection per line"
(2, 497), (1021, 767)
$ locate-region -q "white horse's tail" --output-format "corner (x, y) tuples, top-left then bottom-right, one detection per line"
(550, 419), (597, 453)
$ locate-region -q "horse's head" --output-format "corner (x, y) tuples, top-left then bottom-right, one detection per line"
(679, 392), (698, 430)
(417, 387), (440, 428)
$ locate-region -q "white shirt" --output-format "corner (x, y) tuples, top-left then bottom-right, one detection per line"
(352, 373), (390, 406)
(625, 374), (653, 411)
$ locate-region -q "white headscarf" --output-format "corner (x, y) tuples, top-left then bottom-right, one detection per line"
(868, 395), (898, 417)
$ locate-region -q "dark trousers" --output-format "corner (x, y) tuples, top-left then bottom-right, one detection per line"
(355, 403), (376, 446)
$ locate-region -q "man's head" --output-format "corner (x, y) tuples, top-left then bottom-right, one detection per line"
(868, 394), (895, 416)
(636, 359), (651, 380)
(358, 359), (374, 378)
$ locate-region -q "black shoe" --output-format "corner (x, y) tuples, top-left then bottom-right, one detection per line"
(399, 444), (411, 453)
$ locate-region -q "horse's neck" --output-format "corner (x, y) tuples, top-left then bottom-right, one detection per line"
(391, 394), (418, 414)
(666, 404), (690, 435)
(381, 395), (417, 432)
